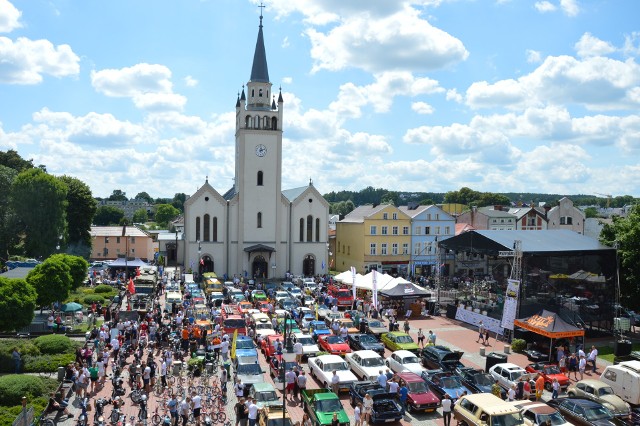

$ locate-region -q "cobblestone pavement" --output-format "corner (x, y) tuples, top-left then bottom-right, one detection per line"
(54, 296), (608, 426)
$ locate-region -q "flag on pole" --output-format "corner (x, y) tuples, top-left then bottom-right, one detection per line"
(315, 303), (319, 320)
(128, 277), (136, 295)
(350, 266), (357, 299)
(372, 269), (378, 310)
(230, 329), (238, 359)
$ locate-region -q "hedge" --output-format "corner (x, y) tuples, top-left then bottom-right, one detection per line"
(510, 338), (527, 352)
(0, 375), (58, 406)
(0, 397), (48, 426)
(33, 335), (74, 355)
(23, 353), (76, 373)
(93, 284), (114, 294)
(83, 294), (105, 305)
(0, 339), (40, 374)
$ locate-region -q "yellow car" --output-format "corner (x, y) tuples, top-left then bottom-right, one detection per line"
(380, 332), (420, 353)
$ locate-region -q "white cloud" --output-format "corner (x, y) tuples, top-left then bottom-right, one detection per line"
(282, 76), (293, 84)
(304, 6), (467, 74)
(91, 63), (186, 111)
(624, 32), (640, 57)
(411, 102), (435, 115)
(184, 75), (198, 87)
(0, 0), (21, 33)
(526, 49), (542, 63)
(281, 36), (289, 48)
(559, 0), (579, 16)
(534, 1), (556, 13)
(575, 33), (616, 58)
(446, 88), (463, 103)
(0, 36), (80, 84)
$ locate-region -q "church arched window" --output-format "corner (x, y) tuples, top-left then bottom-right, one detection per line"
(257, 171), (263, 186)
(213, 217), (218, 242)
(251, 89), (255, 97)
(271, 117), (277, 130)
(254, 117), (260, 129)
(306, 215), (313, 242)
(299, 218), (304, 242)
(195, 217), (201, 241)
(264, 116), (269, 128)
(245, 115), (251, 128)
(203, 214), (210, 241)
(257, 212), (262, 228)
(259, 88), (263, 97)
(315, 218), (320, 242)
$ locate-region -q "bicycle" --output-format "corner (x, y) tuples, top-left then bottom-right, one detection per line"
(36, 413), (55, 426)
(151, 400), (172, 426)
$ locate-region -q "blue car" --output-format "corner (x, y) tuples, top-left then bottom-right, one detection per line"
(421, 370), (474, 402)
(309, 320), (331, 341)
(235, 335), (258, 358)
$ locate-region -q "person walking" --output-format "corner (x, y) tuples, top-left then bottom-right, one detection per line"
(293, 339), (304, 364)
(235, 398), (248, 426)
(246, 397), (259, 426)
(179, 396), (191, 426)
(551, 378), (560, 399)
(167, 394), (179, 426)
(568, 353), (578, 380)
(417, 329), (425, 348)
(535, 374), (545, 401)
(362, 394), (373, 425)
(330, 370), (340, 395)
(398, 382), (409, 416)
(588, 346), (598, 374)
(297, 371), (307, 406)
(191, 391), (202, 426)
(427, 330), (436, 346)
(477, 322), (485, 344)
(220, 365), (228, 393)
(12, 348), (21, 374)
(579, 355), (587, 380)
(441, 394), (452, 426)
(354, 402), (362, 426)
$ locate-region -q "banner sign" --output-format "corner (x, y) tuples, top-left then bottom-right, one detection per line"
(500, 279), (520, 330)
(455, 307), (503, 335)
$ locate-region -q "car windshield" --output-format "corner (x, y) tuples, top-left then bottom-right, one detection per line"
(318, 305), (328, 310)
(325, 336), (345, 344)
(256, 323), (273, 330)
(341, 321), (354, 328)
(359, 335), (377, 343)
(224, 319), (245, 328)
(337, 290), (351, 298)
(253, 291), (266, 296)
(544, 366), (561, 374)
(368, 321), (382, 327)
(584, 406), (614, 420)
(362, 358), (385, 367)
(268, 419), (293, 426)
(236, 340), (256, 350)
(491, 413), (524, 426)
(314, 324), (328, 330)
(439, 377), (462, 388)
(402, 356), (420, 364)
(237, 364), (261, 375)
(473, 373), (494, 386)
(297, 337), (314, 345)
(395, 335), (414, 343)
(509, 370), (526, 380)
(257, 391), (278, 402)
(598, 387), (614, 396)
(537, 412), (567, 425)
(407, 381), (429, 393)
(323, 362), (349, 371)
(317, 399), (343, 412)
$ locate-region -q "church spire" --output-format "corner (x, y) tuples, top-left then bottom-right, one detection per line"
(250, 3), (270, 83)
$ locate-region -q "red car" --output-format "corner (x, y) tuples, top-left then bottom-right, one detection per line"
(397, 372), (441, 413)
(318, 335), (352, 356)
(261, 334), (284, 359)
(238, 301), (253, 314)
(257, 301), (271, 314)
(525, 362), (570, 390)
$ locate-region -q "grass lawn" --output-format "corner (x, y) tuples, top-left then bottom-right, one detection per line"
(597, 342), (640, 363)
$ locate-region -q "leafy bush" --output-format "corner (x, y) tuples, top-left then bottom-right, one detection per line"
(23, 353), (75, 373)
(0, 339), (41, 374)
(0, 375), (58, 406)
(94, 284), (113, 294)
(83, 294), (105, 305)
(34, 335), (74, 355)
(187, 358), (203, 370)
(510, 338), (527, 353)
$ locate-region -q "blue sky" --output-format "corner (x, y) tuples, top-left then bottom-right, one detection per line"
(1, 0), (639, 199)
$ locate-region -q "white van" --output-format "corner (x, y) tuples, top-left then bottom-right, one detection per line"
(250, 312), (276, 337)
(600, 361), (640, 405)
(166, 291), (182, 305)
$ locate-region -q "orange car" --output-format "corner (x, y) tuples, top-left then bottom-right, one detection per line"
(238, 301), (253, 313)
(257, 301), (271, 314)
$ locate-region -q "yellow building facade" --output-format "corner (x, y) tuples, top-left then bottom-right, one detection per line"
(336, 204), (411, 275)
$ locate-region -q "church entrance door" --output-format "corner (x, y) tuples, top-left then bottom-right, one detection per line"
(252, 256), (268, 279)
(303, 255), (315, 276)
(199, 256), (214, 275)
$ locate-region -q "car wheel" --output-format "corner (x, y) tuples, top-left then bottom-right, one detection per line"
(567, 391), (575, 397)
(545, 382), (552, 392)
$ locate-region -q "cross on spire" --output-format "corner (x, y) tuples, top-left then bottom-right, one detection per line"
(258, 2), (265, 25)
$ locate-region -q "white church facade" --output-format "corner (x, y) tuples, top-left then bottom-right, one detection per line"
(182, 15), (329, 279)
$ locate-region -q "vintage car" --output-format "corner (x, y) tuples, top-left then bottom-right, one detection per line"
(258, 405), (292, 426)
(345, 350), (386, 381)
(290, 333), (320, 358)
(454, 393), (524, 426)
(300, 389), (349, 426)
(334, 318), (359, 335)
(386, 350), (427, 375)
(380, 332), (420, 353)
(347, 333), (385, 356)
(421, 345), (465, 372)
(567, 379), (631, 419)
(251, 290), (268, 302)
(396, 371), (441, 413)
(249, 383), (282, 409)
(547, 397), (623, 426)
(309, 321), (332, 341)
(421, 370), (474, 402)
(348, 382), (403, 423)
(489, 363), (531, 391)
(510, 400), (572, 426)
(318, 335), (352, 356)
(307, 354), (358, 391)
(458, 367), (505, 398)
(235, 335), (259, 359)
(525, 362), (571, 390)
(260, 334), (285, 359)
(365, 319), (388, 337)
(269, 357), (301, 379)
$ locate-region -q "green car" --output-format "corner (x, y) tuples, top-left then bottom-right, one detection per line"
(301, 389), (349, 426)
(249, 383), (282, 409)
(278, 318), (301, 334)
(252, 290), (268, 301)
(380, 331), (420, 353)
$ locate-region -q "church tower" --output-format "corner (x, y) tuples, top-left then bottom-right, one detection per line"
(233, 12), (284, 277)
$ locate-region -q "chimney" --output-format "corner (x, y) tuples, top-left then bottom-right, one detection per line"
(494, 205), (503, 211)
(544, 205), (551, 218)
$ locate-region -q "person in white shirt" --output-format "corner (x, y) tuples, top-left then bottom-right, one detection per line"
(331, 371), (340, 395)
(507, 385), (516, 401)
(340, 326), (348, 339)
(285, 370), (296, 401)
(588, 346), (599, 373)
(293, 341), (304, 363)
(220, 338), (230, 361)
(388, 379), (399, 394)
(246, 398), (259, 426)
(160, 360), (167, 388)
(331, 304), (338, 313)
(191, 391), (202, 426)
(377, 371), (387, 388)
(441, 394), (452, 426)
(354, 403), (362, 426)
(235, 379), (245, 398)
(180, 397), (191, 426)
(362, 394), (373, 424)
(579, 355), (587, 380)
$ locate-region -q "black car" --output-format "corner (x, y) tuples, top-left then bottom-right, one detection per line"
(421, 370), (474, 402)
(348, 382), (403, 424)
(547, 397), (624, 426)
(421, 345), (465, 371)
(458, 367), (506, 398)
(347, 334), (385, 356)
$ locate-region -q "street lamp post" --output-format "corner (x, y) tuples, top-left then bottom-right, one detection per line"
(198, 241), (202, 278)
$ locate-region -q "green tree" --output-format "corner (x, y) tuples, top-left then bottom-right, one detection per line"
(108, 189), (127, 201)
(11, 169), (67, 258)
(26, 258), (72, 307)
(135, 192), (154, 204)
(444, 187), (482, 205)
(584, 207), (599, 218)
(0, 165), (18, 261)
(600, 205), (640, 309)
(418, 198), (434, 205)
(0, 277), (37, 332)
(171, 193), (187, 212)
(0, 149), (35, 172)
(93, 206), (125, 226)
(48, 254), (88, 290)
(380, 191), (399, 206)
(58, 176), (96, 258)
(132, 208), (148, 224)
(155, 204), (180, 226)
